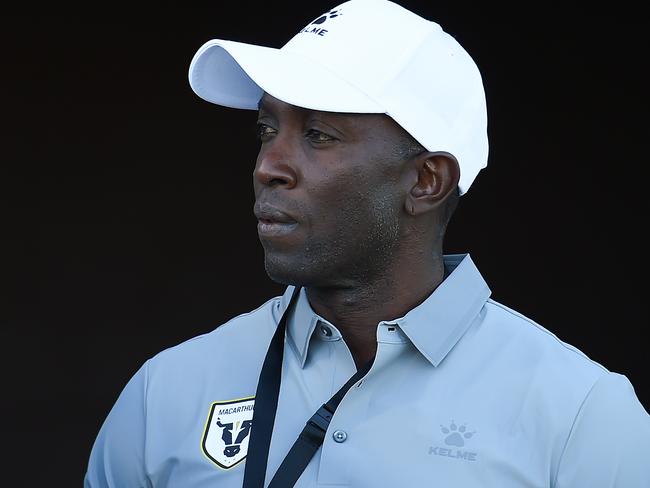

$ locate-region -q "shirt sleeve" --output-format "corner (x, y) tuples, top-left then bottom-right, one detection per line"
(554, 372), (650, 487)
(84, 362), (150, 488)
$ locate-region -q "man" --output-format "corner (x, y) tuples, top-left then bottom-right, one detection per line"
(85, 0), (650, 487)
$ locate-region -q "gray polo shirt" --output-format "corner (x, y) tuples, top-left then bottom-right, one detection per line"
(85, 254), (650, 487)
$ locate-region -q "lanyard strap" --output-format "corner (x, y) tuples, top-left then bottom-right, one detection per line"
(242, 287), (371, 488)
(242, 286), (300, 488)
(267, 362), (371, 487)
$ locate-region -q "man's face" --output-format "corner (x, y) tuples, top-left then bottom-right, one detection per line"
(253, 94), (412, 287)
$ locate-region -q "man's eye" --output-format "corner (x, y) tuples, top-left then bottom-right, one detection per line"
(256, 123), (276, 141)
(305, 129), (335, 144)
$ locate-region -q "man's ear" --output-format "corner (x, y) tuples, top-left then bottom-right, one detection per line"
(405, 152), (460, 216)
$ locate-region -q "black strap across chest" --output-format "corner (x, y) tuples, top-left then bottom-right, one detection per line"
(242, 287), (372, 488)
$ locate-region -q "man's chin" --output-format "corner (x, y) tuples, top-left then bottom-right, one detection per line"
(263, 254), (317, 287)
(263, 259), (304, 286)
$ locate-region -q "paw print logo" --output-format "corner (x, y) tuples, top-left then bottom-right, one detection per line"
(441, 421), (475, 447)
(310, 9), (342, 26)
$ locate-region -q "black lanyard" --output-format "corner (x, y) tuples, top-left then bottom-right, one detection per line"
(242, 286), (372, 488)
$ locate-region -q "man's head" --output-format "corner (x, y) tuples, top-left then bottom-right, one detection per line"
(253, 94), (459, 286)
(188, 0), (485, 284)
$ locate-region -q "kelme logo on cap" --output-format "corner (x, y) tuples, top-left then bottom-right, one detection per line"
(299, 8), (343, 36)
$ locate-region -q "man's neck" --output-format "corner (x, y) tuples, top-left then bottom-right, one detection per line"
(305, 254), (445, 368)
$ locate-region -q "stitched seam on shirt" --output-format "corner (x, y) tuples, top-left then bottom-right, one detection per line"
(487, 299), (609, 373)
(212, 296), (280, 333)
(156, 296), (281, 355)
(142, 360), (153, 488)
(551, 374), (605, 488)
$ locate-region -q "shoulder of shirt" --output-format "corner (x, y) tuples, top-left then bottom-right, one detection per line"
(482, 297), (611, 383)
(145, 294), (282, 367)
(478, 298), (649, 471)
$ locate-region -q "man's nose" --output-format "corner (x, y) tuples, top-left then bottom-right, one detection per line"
(253, 141), (298, 189)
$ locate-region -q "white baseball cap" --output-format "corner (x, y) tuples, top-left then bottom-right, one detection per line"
(188, 0), (488, 194)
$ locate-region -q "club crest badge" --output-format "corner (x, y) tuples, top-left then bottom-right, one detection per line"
(201, 397), (255, 470)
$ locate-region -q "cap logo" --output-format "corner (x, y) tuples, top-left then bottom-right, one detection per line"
(299, 8), (343, 37)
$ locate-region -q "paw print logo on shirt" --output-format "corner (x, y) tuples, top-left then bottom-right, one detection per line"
(441, 421), (475, 447)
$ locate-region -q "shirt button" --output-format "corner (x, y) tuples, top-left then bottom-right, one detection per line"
(320, 325), (332, 337)
(332, 430), (347, 443)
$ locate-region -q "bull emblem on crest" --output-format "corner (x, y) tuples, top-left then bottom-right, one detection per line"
(216, 418), (253, 457)
(201, 397), (255, 469)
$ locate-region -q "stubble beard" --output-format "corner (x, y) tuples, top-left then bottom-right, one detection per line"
(262, 194), (402, 289)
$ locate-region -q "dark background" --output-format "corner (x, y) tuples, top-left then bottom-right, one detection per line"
(3, 2), (648, 486)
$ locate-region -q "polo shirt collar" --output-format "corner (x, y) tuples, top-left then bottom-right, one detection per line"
(280, 253), (491, 368)
(282, 286), (328, 368)
(395, 253), (491, 366)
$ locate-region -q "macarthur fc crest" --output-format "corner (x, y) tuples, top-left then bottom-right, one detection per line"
(201, 397), (255, 469)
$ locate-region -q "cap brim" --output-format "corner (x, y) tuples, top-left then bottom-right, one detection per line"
(188, 39), (384, 113)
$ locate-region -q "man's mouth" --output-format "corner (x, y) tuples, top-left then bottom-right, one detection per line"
(254, 203), (299, 237)
(257, 219), (299, 236)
